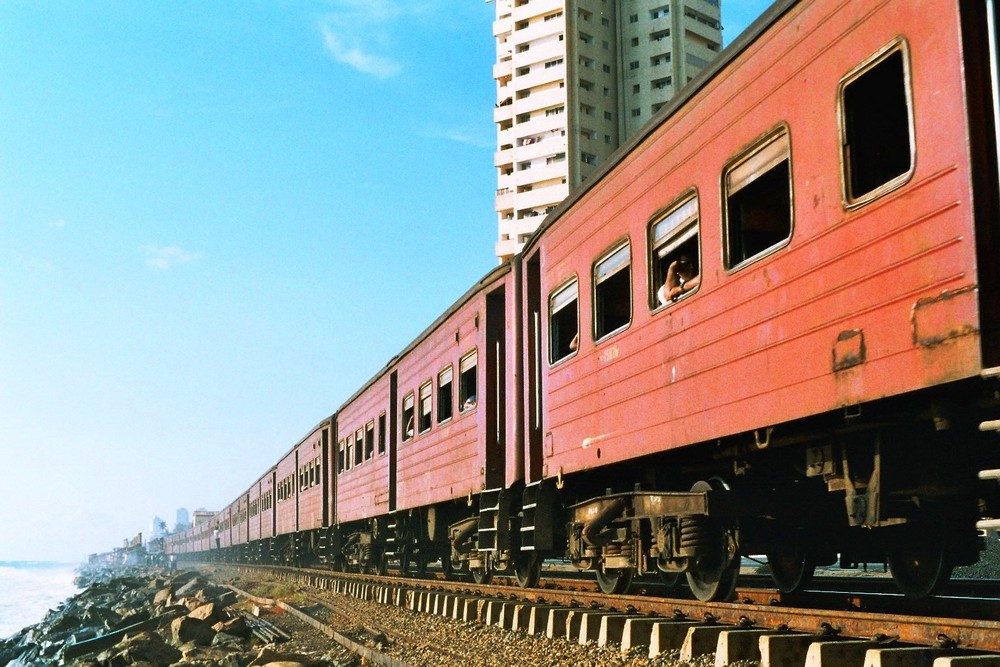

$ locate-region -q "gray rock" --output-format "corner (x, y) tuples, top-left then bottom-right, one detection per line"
(170, 616), (216, 647)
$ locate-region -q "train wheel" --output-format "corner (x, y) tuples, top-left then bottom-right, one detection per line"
(595, 567), (633, 595)
(471, 567), (493, 585)
(513, 553), (541, 588)
(684, 480), (740, 602)
(888, 544), (952, 599)
(658, 571), (682, 591)
(766, 545), (816, 594)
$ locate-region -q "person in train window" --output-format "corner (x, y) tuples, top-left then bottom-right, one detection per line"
(658, 255), (700, 305)
(404, 416), (414, 439)
(462, 395), (477, 410)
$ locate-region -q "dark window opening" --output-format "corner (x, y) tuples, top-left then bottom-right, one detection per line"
(377, 413), (386, 454)
(345, 437), (353, 470)
(594, 243), (632, 339)
(418, 383), (432, 433)
(402, 393), (415, 441)
(842, 48), (912, 203)
(549, 280), (579, 363)
(364, 422), (374, 460)
(651, 196), (700, 308)
(459, 351), (478, 412)
(437, 367), (453, 423)
(355, 429), (363, 466)
(725, 132), (792, 268)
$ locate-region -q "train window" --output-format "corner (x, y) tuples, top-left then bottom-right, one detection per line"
(354, 428), (363, 466)
(365, 421), (375, 460)
(378, 412), (386, 454)
(649, 194), (700, 309)
(345, 435), (353, 470)
(840, 42), (913, 207)
(723, 128), (792, 269)
(549, 278), (579, 363)
(437, 366), (453, 423)
(419, 382), (433, 433)
(594, 241), (632, 340)
(459, 350), (478, 412)
(338, 440), (345, 474)
(402, 393), (415, 440)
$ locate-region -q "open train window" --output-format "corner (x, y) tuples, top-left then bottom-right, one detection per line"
(419, 382), (433, 433)
(437, 366), (453, 423)
(365, 421), (374, 460)
(338, 440), (345, 474)
(345, 435), (353, 471)
(549, 278), (579, 363)
(459, 350), (478, 412)
(402, 393), (415, 441)
(594, 241), (632, 340)
(355, 428), (363, 466)
(378, 412), (386, 454)
(723, 128), (792, 269)
(839, 41), (913, 207)
(649, 194), (700, 309)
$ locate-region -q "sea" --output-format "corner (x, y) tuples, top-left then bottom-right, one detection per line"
(0, 562), (81, 640)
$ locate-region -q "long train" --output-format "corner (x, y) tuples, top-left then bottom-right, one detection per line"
(166, 0), (1000, 601)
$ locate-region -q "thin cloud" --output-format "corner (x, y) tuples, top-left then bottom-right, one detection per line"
(143, 245), (202, 271)
(423, 127), (493, 149)
(318, 0), (407, 79)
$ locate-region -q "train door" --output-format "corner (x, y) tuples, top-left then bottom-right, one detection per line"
(485, 287), (507, 489)
(524, 252), (544, 483)
(389, 370), (398, 512)
(963, 2), (1000, 366)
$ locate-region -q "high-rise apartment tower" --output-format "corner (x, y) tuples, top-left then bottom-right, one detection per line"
(490, 0), (722, 259)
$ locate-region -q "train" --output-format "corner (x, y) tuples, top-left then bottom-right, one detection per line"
(166, 0), (1000, 601)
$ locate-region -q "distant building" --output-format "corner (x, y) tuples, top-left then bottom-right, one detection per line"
(149, 516), (167, 540)
(174, 507), (190, 531)
(192, 510), (215, 528)
(489, 0), (723, 259)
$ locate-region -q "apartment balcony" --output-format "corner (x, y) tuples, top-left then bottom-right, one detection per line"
(514, 16), (564, 44)
(495, 235), (521, 259)
(493, 17), (512, 37)
(495, 188), (514, 211)
(512, 0), (562, 22)
(513, 160), (565, 188)
(494, 146), (513, 167)
(514, 112), (566, 137)
(514, 86), (565, 115)
(494, 103), (513, 123)
(515, 64), (565, 92)
(514, 180), (567, 210)
(511, 40), (564, 70)
(514, 134), (566, 162)
(497, 125), (514, 148)
(494, 59), (513, 81)
(682, 17), (722, 44)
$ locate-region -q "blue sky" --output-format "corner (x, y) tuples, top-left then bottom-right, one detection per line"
(0, 1), (772, 562)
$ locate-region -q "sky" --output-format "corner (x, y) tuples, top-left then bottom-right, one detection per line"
(0, 0), (773, 563)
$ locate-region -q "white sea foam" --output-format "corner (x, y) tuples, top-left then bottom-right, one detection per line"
(0, 562), (81, 640)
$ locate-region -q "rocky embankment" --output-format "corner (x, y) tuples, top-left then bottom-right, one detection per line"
(0, 567), (352, 667)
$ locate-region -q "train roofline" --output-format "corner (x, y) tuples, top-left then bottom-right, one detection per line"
(519, 0), (798, 257)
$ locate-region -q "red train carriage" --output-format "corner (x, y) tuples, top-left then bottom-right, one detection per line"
(331, 263), (523, 581)
(271, 419), (331, 564)
(247, 468), (275, 562)
(511, 0), (1000, 599)
(331, 373), (393, 571)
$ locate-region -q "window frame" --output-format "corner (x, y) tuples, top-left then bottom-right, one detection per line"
(402, 392), (415, 441)
(721, 125), (794, 272)
(418, 381), (433, 434)
(437, 366), (454, 424)
(837, 38), (915, 210)
(364, 421), (375, 460)
(459, 350), (478, 413)
(592, 239), (633, 343)
(649, 191), (701, 311)
(548, 276), (580, 365)
(377, 412), (386, 455)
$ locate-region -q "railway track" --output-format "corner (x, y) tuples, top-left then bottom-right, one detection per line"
(222, 563), (1000, 666)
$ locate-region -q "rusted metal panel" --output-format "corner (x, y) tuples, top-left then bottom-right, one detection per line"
(912, 286), (980, 347)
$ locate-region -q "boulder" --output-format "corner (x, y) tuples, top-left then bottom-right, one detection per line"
(94, 630), (181, 667)
(249, 647), (323, 667)
(187, 602), (220, 624)
(169, 616), (216, 647)
(173, 577), (205, 598)
(153, 587), (173, 606)
(213, 616), (250, 639)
